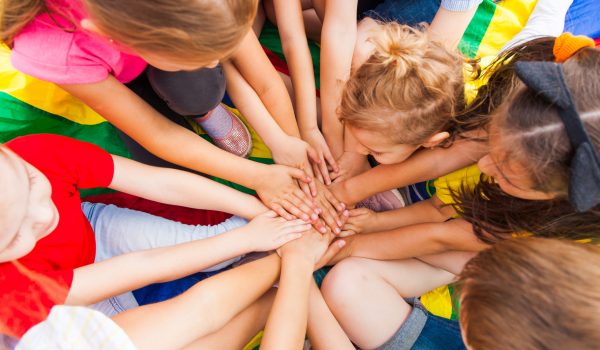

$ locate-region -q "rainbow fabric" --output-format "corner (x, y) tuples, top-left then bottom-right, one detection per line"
(0, 1), (594, 348)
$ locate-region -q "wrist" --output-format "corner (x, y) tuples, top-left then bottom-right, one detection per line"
(282, 250), (315, 267)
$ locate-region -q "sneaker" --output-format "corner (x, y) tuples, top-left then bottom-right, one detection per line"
(194, 104), (252, 158)
(356, 188), (405, 212)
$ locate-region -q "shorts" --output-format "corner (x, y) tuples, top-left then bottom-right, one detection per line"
(377, 298), (466, 350)
(365, 0), (442, 26)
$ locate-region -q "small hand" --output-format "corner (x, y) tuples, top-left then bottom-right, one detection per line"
(301, 128), (339, 185)
(280, 228), (346, 270)
(245, 211), (311, 251)
(341, 208), (377, 237)
(271, 135), (318, 197)
(330, 151), (370, 183)
(256, 164), (319, 222)
(313, 181), (348, 235)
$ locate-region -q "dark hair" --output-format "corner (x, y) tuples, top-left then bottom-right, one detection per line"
(459, 237), (600, 350)
(452, 40), (600, 242)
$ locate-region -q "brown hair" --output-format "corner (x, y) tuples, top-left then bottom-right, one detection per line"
(1, 0), (257, 66)
(459, 238), (600, 350)
(339, 22), (464, 146)
(453, 42), (600, 243)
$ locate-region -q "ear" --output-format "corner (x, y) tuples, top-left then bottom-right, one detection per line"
(422, 132), (450, 148)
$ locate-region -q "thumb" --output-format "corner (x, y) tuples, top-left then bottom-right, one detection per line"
(289, 166), (312, 184)
(316, 240), (346, 269)
(261, 210), (278, 218)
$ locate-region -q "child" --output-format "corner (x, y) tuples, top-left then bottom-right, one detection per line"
(12, 228), (346, 349)
(319, 0), (481, 180)
(0, 133), (311, 338)
(321, 37), (600, 348)
(1, 0), (345, 229)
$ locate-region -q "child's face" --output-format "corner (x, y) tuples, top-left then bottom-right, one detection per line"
(0, 149), (58, 263)
(348, 125), (420, 164)
(477, 124), (556, 201)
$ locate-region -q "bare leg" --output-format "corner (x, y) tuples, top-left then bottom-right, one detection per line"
(321, 257), (455, 349)
(183, 289), (276, 350)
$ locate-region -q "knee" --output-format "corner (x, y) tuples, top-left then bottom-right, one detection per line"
(322, 257), (372, 308)
(147, 65), (226, 116)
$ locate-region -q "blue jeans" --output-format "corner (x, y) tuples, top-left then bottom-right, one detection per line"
(377, 298), (466, 350)
(366, 0), (442, 26)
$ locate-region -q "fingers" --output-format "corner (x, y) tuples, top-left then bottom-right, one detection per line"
(289, 166), (312, 184)
(281, 199), (313, 222)
(323, 187), (345, 213)
(318, 155), (332, 185)
(293, 189), (319, 217)
(312, 161), (325, 184)
(284, 220), (312, 233)
(315, 240), (347, 270)
(312, 218), (328, 234)
(261, 210), (278, 218)
(318, 199), (342, 235)
(323, 147), (339, 175)
(275, 232), (304, 246)
(339, 230), (356, 238)
(349, 208), (370, 217)
(269, 203), (295, 221)
(298, 180), (313, 200)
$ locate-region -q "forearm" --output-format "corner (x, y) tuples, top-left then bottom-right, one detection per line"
(114, 254), (281, 350)
(339, 140), (486, 205)
(261, 253), (313, 350)
(373, 198), (454, 232)
(429, 4), (479, 49)
(307, 281), (354, 350)
(230, 31), (301, 138)
(274, 0), (319, 134)
(348, 220), (485, 261)
(59, 78), (267, 190)
(223, 61), (291, 149)
(110, 156), (267, 219)
(319, 0), (358, 156)
(68, 227), (252, 305)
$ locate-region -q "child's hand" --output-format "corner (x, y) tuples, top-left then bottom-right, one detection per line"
(330, 151), (370, 183)
(271, 135), (320, 197)
(245, 211), (312, 251)
(313, 181), (348, 235)
(280, 229), (346, 270)
(256, 164), (320, 222)
(341, 208), (377, 236)
(301, 128), (339, 185)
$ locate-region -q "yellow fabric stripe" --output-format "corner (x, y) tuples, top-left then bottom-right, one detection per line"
(0, 45), (107, 125)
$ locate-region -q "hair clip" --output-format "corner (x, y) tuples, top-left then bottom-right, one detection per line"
(515, 61), (600, 212)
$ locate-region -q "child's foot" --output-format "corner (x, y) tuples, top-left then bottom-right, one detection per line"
(356, 188), (405, 212)
(193, 104), (252, 158)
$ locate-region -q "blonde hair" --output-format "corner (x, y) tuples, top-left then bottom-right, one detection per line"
(340, 23), (464, 145)
(1, 0), (257, 66)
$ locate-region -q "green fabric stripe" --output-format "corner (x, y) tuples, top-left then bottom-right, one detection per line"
(258, 21), (321, 89)
(0, 92), (129, 197)
(448, 284), (460, 320)
(458, 0), (498, 59)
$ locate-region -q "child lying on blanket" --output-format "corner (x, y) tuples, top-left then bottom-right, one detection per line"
(0, 133), (312, 338)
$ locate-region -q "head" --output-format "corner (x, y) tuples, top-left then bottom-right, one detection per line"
(458, 238), (600, 350)
(339, 23), (464, 164)
(454, 42), (600, 242)
(0, 146), (58, 263)
(1, 0), (258, 71)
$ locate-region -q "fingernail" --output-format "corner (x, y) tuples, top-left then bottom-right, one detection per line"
(343, 210), (349, 216)
(320, 228), (327, 233)
(338, 240), (346, 247)
(335, 228), (341, 234)
(311, 213), (318, 220)
(337, 220), (343, 227)
(303, 214), (310, 221)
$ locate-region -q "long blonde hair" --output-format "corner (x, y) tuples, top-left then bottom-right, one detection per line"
(339, 23), (464, 145)
(1, 0), (257, 66)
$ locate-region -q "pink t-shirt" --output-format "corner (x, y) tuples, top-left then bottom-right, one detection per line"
(11, 0), (147, 84)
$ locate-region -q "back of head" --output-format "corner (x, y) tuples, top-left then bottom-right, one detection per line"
(459, 238), (600, 350)
(84, 0), (258, 66)
(1, 0), (258, 66)
(339, 22), (464, 145)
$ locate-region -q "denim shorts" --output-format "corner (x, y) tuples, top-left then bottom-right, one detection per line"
(365, 0), (442, 26)
(377, 298), (466, 350)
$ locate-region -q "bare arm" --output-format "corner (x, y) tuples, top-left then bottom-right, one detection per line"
(67, 212), (308, 307)
(60, 77), (316, 221)
(320, 0), (359, 158)
(341, 219), (488, 262)
(332, 139), (487, 206)
(307, 281), (354, 350)
(113, 254), (282, 350)
(109, 155), (266, 219)
(429, 4), (479, 49)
